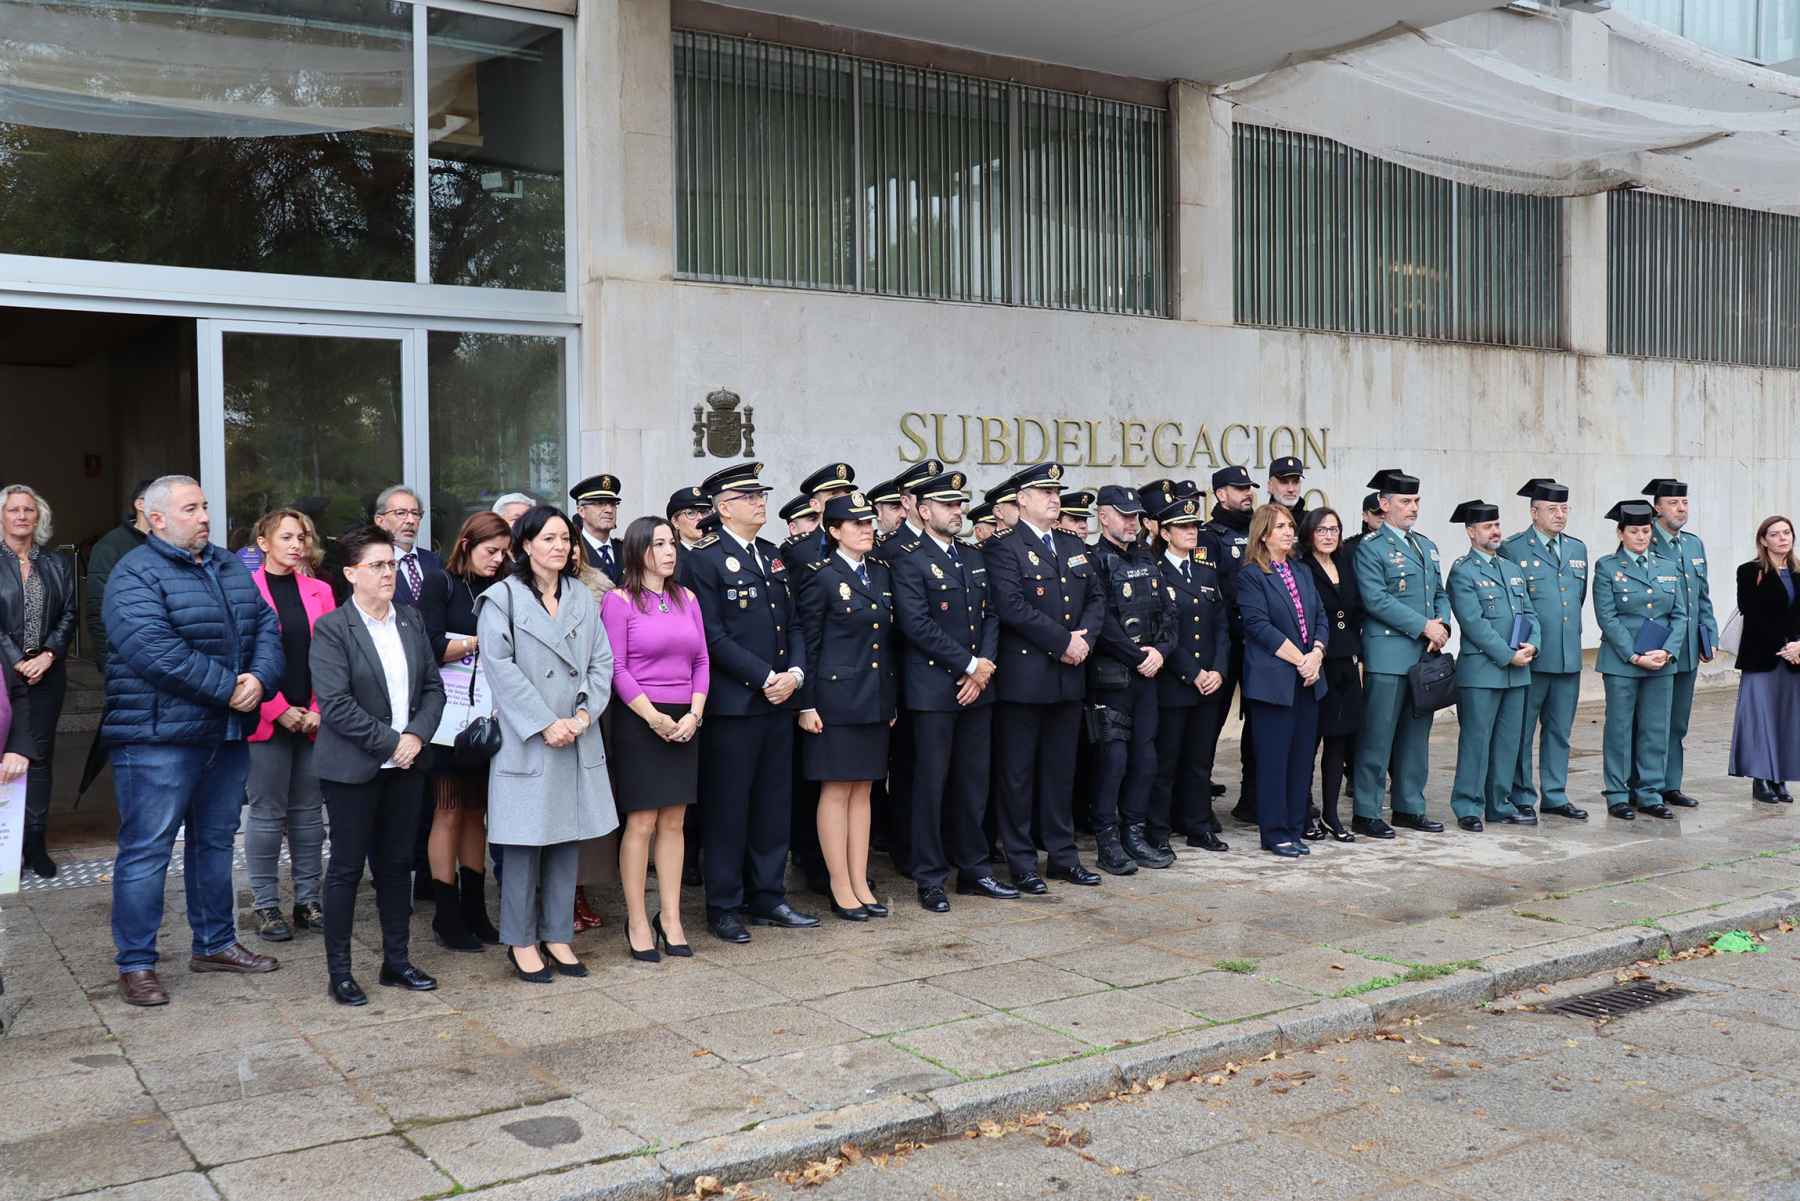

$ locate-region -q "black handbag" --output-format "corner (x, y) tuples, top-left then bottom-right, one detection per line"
(1406, 650), (1457, 717)
(450, 648), (502, 770)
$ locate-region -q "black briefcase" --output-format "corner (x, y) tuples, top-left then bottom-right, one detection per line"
(1407, 651), (1457, 717)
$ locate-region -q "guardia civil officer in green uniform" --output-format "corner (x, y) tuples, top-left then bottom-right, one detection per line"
(1499, 478), (1589, 821)
(1352, 468), (1453, 838)
(1646, 477), (1717, 809)
(1445, 500), (1539, 831)
(1593, 500), (1688, 820)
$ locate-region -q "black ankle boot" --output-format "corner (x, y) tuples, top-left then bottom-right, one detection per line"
(23, 831), (57, 879)
(1095, 829), (1137, 876)
(458, 866), (502, 944)
(431, 879), (483, 951)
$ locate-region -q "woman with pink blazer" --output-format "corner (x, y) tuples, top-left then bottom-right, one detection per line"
(245, 509), (336, 943)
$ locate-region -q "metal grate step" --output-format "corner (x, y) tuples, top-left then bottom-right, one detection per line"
(1541, 982), (1692, 1019)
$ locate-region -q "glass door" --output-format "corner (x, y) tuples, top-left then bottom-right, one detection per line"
(198, 321), (419, 553)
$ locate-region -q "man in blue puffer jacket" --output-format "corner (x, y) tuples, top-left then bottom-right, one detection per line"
(102, 475), (285, 1007)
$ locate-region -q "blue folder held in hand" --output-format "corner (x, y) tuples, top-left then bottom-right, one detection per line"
(1633, 618), (1671, 657)
(1507, 614), (1531, 650)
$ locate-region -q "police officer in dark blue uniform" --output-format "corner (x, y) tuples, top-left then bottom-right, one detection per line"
(1149, 495), (1231, 852)
(1205, 465), (1260, 826)
(686, 461), (819, 943)
(571, 474), (625, 581)
(891, 471), (1017, 912)
(778, 495), (817, 547)
(784, 463), (859, 574)
(1086, 485), (1176, 874)
(986, 463), (1105, 891)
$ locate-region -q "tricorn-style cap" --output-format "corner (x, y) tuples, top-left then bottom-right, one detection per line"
(1606, 500), (1656, 526)
(911, 470), (970, 503)
(1212, 465), (1259, 490)
(1517, 478), (1570, 503)
(822, 491), (875, 524)
(1268, 455), (1305, 480)
(666, 486), (709, 519)
(865, 477), (904, 506)
(1096, 484), (1144, 515)
(1641, 477), (1688, 498)
(968, 501), (996, 526)
(699, 461), (769, 497)
(1366, 468), (1421, 494)
(1450, 499), (1500, 525)
(570, 474), (622, 503)
(1361, 492), (1382, 515)
(1058, 489), (1097, 518)
(1155, 496), (1205, 527)
(777, 494), (812, 523)
(799, 463), (857, 495)
(1005, 463), (1066, 492)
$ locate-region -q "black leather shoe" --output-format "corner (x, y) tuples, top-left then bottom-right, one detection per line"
(1503, 810), (1538, 826)
(1293, 840), (1311, 855)
(1779, 782), (1795, 802)
(1607, 804), (1635, 820)
(1095, 831), (1137, 876)
(1457, 816), (1484, 832)
(750, 902), (821, 929)
(1754, 779), (1780, 803)
(1512, 804), (1537, 820)
(862, 900), (889, 918)
(918, 887), (950, 913)
(330, 977), (368, 1007)
(708, 911), (752, 944)
(1391, 813), (1445, 833)
(1186, 830), (1230, 852)
(1267, 843), (1303, 858)
(1321, 821), (1355, 844)
(1011, 873), (1049, 896)
(1121, 824), (1175, 868)
(1048, 863), (1102, 886)
(1303, 818), (1329, 842)
(379, 963), (438, 991)
(1489, 812), (1524, 825)
(1663, 790), (1700, 808)
(1541, 803), (1588, 820)
(1351, 816), (1396, 839)
(830, 900), (870, 922)
(1637, 802), (1677, 820)
(958, 876), (1021, 900)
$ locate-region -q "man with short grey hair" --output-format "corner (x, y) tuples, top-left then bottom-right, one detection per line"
(373, 484), (440, 607)
(491, 492), (535, 526)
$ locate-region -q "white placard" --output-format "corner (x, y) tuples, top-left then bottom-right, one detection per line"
(432, 634), (493, 747)
(0, 775), (23, 895)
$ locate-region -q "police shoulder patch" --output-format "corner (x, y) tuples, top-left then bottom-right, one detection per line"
(992, 525), (1016, 541)
(693, 535), (718, 550)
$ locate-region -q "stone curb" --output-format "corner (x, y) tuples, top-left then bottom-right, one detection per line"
(450, 887), (1800, 1200)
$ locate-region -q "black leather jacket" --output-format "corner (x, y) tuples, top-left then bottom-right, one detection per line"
(0, 544), (76, 665)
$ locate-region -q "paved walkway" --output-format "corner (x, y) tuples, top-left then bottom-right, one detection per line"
(3, 687), (1799, 1201)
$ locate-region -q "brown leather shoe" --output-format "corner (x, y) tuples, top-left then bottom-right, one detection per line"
(189, 943), (280, 974)
(120, 969), (170, 1007)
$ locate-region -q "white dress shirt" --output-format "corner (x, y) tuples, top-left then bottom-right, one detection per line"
(928, 532), (981, 676)
(354, 599), (411, 769)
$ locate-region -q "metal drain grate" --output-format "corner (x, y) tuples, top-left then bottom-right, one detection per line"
(1541, 982), (1692, 1019)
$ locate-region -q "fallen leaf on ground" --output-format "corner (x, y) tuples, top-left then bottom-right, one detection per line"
(1349, 1141), (1376, 1153)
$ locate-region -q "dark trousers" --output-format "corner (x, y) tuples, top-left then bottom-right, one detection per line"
(18, 659), (66, 834)
(908, 706), (993, 891)
(1249, 693), (1319, 849)
(1150, 698), (1223, 844)
(1315, 731), (1357, 827)
(700, 711), (794, 915)
(994, 701), (1081, 877)
(322, 771), (426, 980)
(1094, 675), (1160, 833)
(1219, 642), (1258, 808)
(885, 710), (916, 875)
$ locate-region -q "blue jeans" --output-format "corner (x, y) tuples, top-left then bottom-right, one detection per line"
(111, 741), (249, 971)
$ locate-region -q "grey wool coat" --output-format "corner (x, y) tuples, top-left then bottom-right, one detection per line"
(476, 574), (619, 847)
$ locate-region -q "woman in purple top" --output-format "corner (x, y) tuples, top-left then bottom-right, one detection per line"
(601, 516), (709, 962)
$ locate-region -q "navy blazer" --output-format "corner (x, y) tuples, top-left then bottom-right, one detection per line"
(1236, 558), (1329, 707)
(394, 545), (444, 608)
(685, 531), (806, 717)
(796, 553), (897, 724)
(892, 537), (999, 712)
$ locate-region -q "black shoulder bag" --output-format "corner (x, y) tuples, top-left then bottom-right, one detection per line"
(450, 580), (504, 769)
(1406, 649), (1458, 717)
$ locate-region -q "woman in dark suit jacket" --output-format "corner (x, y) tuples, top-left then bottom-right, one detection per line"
(310, 525), (447, 1007)
(796, 491), (897, 921)
(1728, 515), (1800, 802)
(1236, 504), (1328, 858)
(1298, 507), (1363, 841)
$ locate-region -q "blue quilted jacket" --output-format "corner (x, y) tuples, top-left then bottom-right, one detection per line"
(101, 534), (284, 746)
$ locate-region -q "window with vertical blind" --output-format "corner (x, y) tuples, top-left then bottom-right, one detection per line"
(1233, 124), (1562, 349)
(1609, 190), (1800, 369)
(673, 30), (1169, 317)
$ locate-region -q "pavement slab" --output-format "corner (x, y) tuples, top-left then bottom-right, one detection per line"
(402, 1097), (644, 1189)
(206, 1135), (449, 1201)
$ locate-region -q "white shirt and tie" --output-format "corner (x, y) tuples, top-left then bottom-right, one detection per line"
(396, 546), (424, 601)
(353, 599), (411, 769)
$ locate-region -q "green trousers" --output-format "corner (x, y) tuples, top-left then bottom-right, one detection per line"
(1450, 685), (1525, 820)
(1509, 671), (1580, 811)
(1601, 672), (1674, 809)
(1663, 668), (1697, 792)
(1353, 671), (1434, 819)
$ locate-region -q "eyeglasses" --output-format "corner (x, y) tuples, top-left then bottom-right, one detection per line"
(380, 508), (423, 520)
(356, 560), (400, 574)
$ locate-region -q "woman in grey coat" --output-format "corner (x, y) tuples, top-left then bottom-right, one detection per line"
(477, 506), (619, 982)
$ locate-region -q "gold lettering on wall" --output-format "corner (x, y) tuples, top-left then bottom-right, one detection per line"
(899, 413), (1331, 475)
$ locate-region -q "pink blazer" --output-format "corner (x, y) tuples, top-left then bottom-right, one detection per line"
(250, 567), (337, 742)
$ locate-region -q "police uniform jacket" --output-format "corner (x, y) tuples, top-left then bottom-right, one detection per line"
(1203, 508), (1253, 639)
(1650, 525), (1719, 670)
(1446, 551), (1538, 689)
(893, 537), (998, 712)
(1090, 537), (1175, 693)
(986, 522), (1104, 705)
(1354, 523), (1453, 675)
(686, 531), (806, 716)
(1498, 528), (1588, 674)
(870, 525), (923, 567)
(1593, 549), (1688, 678)
(1155, 539), (1230, 708)
(796, 553), (896, 724)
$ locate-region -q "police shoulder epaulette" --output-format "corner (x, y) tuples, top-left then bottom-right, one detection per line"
(694, 534), (718, 550)
(898, 537), (921, 553)
(992, 525), (1016, 540)
(804, 558), (826, 573)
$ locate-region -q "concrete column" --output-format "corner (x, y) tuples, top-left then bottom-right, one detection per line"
(1561, 14), (1609, 355)
(1171, 81), (1234, 326)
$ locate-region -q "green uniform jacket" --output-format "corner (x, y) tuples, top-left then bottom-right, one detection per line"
(1354, 523), (1452, 676)
(1649, 525), (1718, 671)
(1592, 550), (1688, 677)
(1447, 552), (1538, 689)
(1498, 528), (1588, 674)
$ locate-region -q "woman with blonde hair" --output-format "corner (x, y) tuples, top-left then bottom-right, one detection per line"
(1, 484), (74, 879)
(1728, 514), (1800, 804)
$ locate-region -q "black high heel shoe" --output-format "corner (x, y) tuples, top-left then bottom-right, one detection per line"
(625, 927), (660, 963)
(1303, 818), (1328, 842)
(541, 942), (589, 978)
(1322, 819), (1356, 843)
(507, 945), (554, 983)
(830, 900), (870, 922)
(858, 899), (889, 918)
(652, 914), (693, 957)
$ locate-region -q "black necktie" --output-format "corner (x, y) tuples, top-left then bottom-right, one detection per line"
(1041, 530), (1056, 560)
(596, 543), (613, 576)
(1182, 560), (1193, 584)
(855, 562), (870, 591)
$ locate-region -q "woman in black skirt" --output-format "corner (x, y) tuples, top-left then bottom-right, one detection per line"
(601, 517), (708, 961)
(1299, 507), (1363, 842)
(796, 492), (897, 921)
